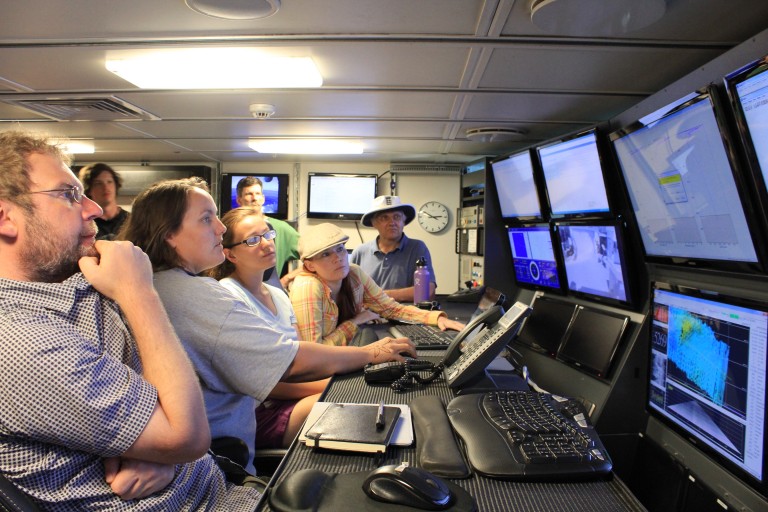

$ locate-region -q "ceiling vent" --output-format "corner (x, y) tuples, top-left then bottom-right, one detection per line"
(465, 127), (527, 142)
(6, 96), (160, 121)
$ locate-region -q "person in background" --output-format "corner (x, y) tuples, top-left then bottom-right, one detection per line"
(235, 176), (300, 286)
(291, 222), (464, 346)
(120, 178), (415, 475)
(207, 206), (328, 449)
(0, 130), (261, 509)
(351, 195), (437, 301)
(78, 162), (129, 240)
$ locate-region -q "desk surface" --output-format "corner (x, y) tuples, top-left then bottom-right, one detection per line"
(257, 367), (647, 512)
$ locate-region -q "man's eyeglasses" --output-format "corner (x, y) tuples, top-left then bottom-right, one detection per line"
(25, 185), (84, 204)
(224, 229), (277, 249)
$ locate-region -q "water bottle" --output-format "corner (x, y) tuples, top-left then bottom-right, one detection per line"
(413, 257), (430, 303)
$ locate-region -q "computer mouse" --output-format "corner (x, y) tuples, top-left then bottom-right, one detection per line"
(362, 463), (453, 510)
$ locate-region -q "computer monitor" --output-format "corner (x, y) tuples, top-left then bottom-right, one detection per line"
(555, 220), (633, 307)
(611, 88), (761, 271)
(516, 295), (576, 356)
(557, 305), (629, 378)
(219, 173), (289, 219)
(306, 172), (378, 221)
(726, 56), (768, 196)
(537, 129), (611, 218)
(507, 224), (563, 292)
(490, 149), (543, 221)
(648, 281), (768, 497)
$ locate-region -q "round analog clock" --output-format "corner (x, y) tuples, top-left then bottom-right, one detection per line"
(417, 201), (450, 233)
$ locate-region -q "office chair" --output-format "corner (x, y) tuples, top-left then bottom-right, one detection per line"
(209, 437), (287, 478)
(0, 473), (41, 512)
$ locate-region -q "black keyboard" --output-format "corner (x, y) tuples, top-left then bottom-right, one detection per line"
(388, 323), (455, 349)
(446, 391), (612, 481)
(389, 324), (457, 350)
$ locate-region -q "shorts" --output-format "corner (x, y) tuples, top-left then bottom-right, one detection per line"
(255, 399), (298, 448)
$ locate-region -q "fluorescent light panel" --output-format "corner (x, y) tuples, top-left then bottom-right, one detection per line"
(54, 140), (95, 154)
(249, 139), (364, 155)
(106, 48), (322, 89)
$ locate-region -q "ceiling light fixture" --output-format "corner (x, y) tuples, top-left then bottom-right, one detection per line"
(466, 127), (528, 142)
(531, 0), (666, 37)
(106, 48), (322, 89)
(185, 0), (281, 20)
(54, 140), (95, 154)
(248, 139), (364, 155)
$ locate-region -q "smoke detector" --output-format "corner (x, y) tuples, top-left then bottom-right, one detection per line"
(465, 127), (527, 142)
(250, 103), (276, 119)
(185, 0), (281, 20)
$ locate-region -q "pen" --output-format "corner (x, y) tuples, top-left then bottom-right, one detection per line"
(376, 400), (385, 429)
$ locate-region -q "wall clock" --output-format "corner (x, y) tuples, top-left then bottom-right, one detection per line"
(417, 201), (449, 233)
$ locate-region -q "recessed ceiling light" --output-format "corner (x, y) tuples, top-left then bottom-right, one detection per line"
(185, 0), (280, 20)
(106, 48), (322, 89)
(249, 139), (364, 155)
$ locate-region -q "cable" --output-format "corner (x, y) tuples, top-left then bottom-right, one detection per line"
(391, 360), (444, 392)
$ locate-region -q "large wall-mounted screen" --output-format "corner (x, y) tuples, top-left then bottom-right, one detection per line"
(306, 173), (378, 221)
(491, 150), (543, 221)
(219, 173), (289, 219)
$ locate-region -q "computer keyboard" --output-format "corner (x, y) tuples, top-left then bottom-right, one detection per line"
(446, 391), (612, 481)
(388, 323), (455, 349)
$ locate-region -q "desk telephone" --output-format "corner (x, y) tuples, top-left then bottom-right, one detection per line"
(365, 302), (531, 390)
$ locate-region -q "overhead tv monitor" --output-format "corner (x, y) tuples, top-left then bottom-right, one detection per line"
(726, 57), (768, 195)
(507, 224), (563, 292)
(611, 88), (761, 271)
(219, 173), (289, 220)
(557, 305), (629, 379)
(516, 295), (576, 356)
(537, 129), (611, 218)
(648, 281), (767, 497)
(306, 173), (378, 221)
(555, 220), (632, 307)
(490, 150), (543, 221)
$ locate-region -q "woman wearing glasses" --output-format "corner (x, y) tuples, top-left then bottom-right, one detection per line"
(207, 206), (327, 450)
(120, 178), (416, 475)
(290, 223), (465, 346)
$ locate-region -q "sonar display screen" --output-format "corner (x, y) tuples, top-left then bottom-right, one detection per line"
(648, 284), (767, 487)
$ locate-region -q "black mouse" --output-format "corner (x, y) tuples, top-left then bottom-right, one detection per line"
(362, 463), (453, 510)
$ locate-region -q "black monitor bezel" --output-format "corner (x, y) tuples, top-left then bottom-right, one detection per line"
(609, 86), (766, 274)
(489, 148), (546, 222)
(506, 222), (566, 294)
(515, 294), (577, 357)
(554, 218), (635, 309)
(219, 172), (290, 220)
(536, 127), (615, 220)
(306, 172), (378, 221)
(647, 280), (768, 499)
(556, 304), (629, 380)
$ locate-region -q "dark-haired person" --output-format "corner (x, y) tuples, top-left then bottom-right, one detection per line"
(207, 206), (327, 449)
(290, 222), (464, 346)
(0, 130), (261, 509)
(78, 162), (129, 240)
(120, 178), (415, 474)
(236, 175), (300, 284)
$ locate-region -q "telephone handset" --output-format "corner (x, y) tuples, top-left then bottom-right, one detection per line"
(442, 306), (504, 366)
(444, 302), (531, 389)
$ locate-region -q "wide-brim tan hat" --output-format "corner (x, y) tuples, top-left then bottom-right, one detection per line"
(361, 195), (416, 227)
(299, 222), (350, 260)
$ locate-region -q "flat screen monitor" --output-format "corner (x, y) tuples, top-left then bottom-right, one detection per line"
(507, 224), (563, 292)
(556, 220), (632, 306)
(538, 129), (611, 218)
(516, 295), (576, 356)
(306, 173), (378, 221)
(219, 173), (289, 219)
(557, 305), (629, 378)
(490, 150), (542, 221)
(611, 89), (761, 271)
(648, 282), (768, 497)
(726, 57), (768, 195)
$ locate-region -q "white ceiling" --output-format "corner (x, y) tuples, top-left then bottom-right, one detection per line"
(1, 0), (767, 165)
